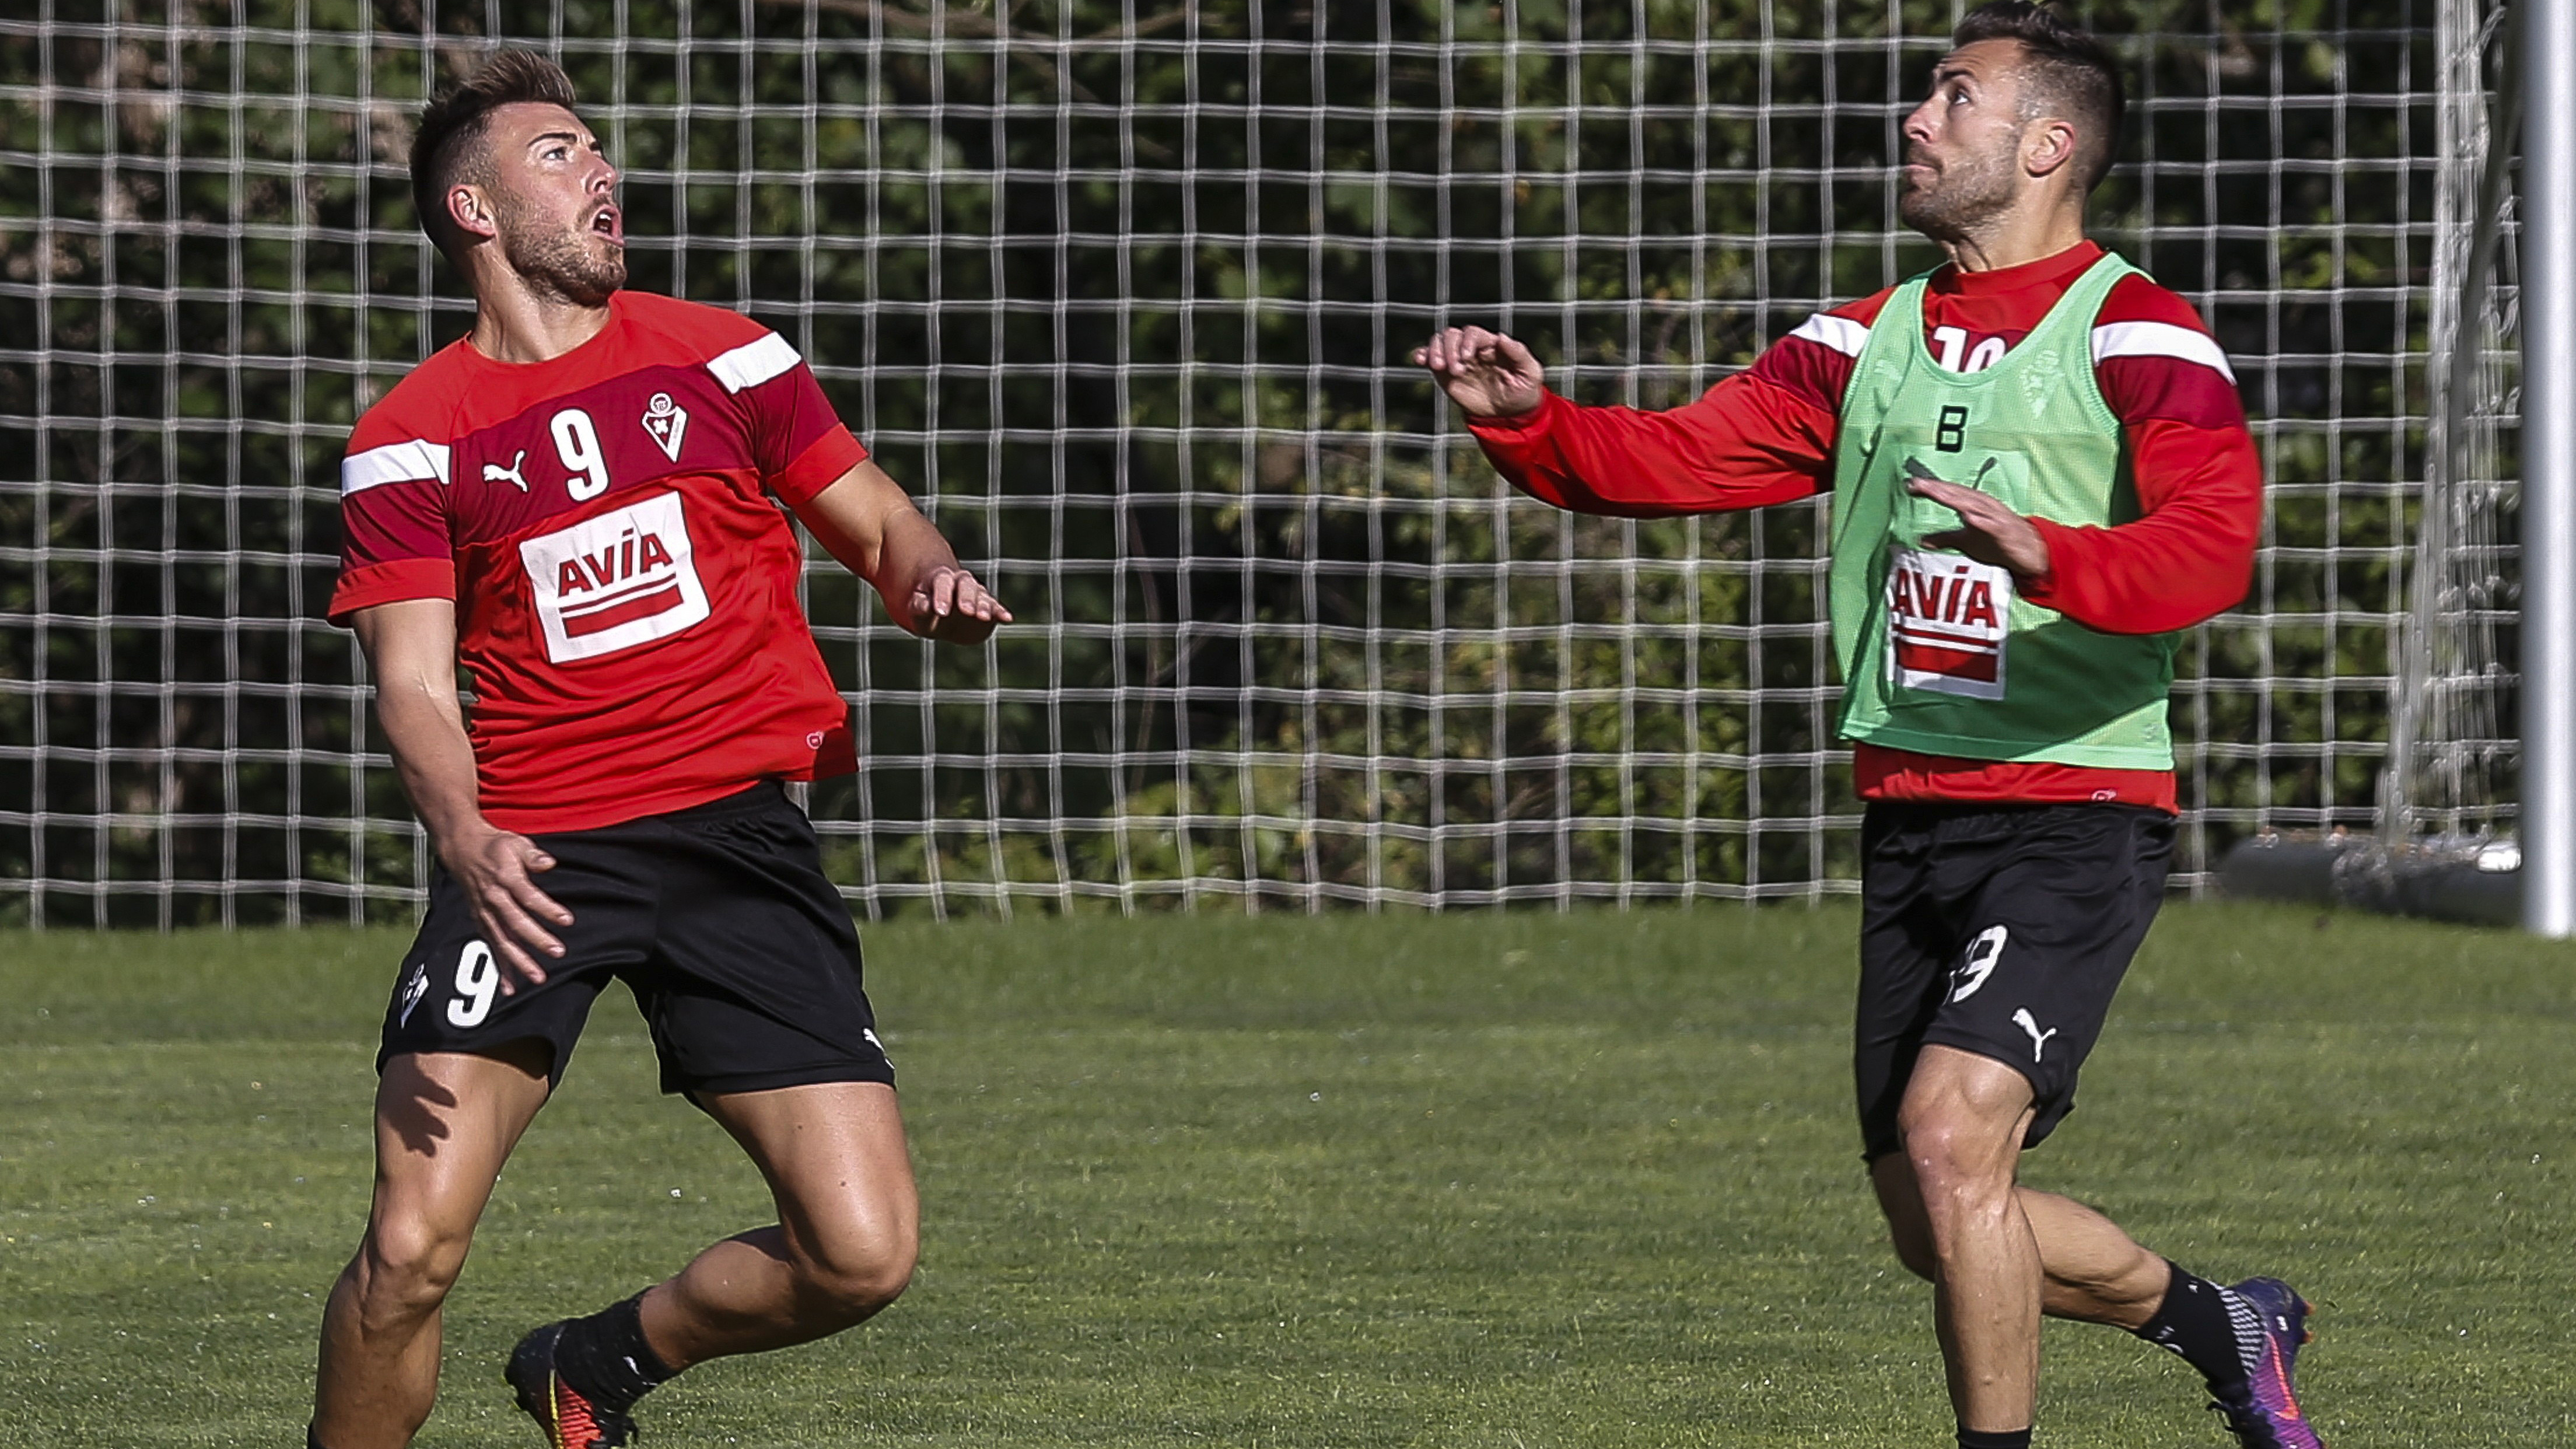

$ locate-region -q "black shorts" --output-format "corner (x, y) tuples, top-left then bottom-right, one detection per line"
(378, 780), (893, 1099)
(1853, 801), (2171, 1160)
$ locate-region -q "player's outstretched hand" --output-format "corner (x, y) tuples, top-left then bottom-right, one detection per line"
(908, 565), (1012, 645)
(1910, 475), (2053, 582)
(440, 824), (573, 991)
(1411, 326), (1545, 419)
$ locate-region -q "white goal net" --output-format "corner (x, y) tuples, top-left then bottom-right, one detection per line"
(2379, 0), (2521, 855)
(0, 1), (2516, 923)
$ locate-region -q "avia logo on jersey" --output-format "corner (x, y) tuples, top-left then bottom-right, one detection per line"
(1887, 544), (2012, 701)
(517, 491), (712, 663)
(640, 391), (690, 463)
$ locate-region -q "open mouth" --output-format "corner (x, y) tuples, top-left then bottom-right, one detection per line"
(590, 204), (623, 244)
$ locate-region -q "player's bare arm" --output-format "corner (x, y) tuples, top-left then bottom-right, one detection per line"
(1410, 326), (1545, 419)
(349, 598), (570, 988)
(790, 457), (1013, 645)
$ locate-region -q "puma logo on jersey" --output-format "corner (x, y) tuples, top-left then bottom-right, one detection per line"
(641, 392), (690, 463)
(482, 449), (529, 491)
(518, 492), (712, 663)
(1950, 925), (2008, 1002)
(2011, 1007), (2059, 1062)
(1902, 455), (1998, 491)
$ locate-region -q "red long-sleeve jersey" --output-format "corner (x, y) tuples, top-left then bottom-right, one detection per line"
(1466, 241), (2262, 812)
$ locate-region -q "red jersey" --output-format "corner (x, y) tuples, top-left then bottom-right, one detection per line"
(330, 290), (869, 834)
(1466, 242), (2262, 812)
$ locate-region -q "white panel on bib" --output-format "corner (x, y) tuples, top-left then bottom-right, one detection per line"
(1886, 546), (2012, 701)
(517, 492), (712, 663)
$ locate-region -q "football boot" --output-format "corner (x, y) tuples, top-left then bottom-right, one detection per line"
(506, 1321), (638, 1449)
(2207, 1277), (2325, 1449)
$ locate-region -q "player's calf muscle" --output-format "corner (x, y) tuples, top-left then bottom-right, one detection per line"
(634, 1226), (912, 1372)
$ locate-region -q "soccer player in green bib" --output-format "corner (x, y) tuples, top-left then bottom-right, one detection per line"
(1415, 4), (2324, 1446)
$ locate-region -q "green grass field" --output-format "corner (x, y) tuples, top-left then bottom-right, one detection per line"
(0, 902), (2570, 1446)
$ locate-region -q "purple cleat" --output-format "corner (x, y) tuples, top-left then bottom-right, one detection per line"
(2208, 1277), (2325, 1448)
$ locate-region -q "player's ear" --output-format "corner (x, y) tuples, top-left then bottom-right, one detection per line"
(447, 183), (498, 244)
(2024, 117), (2080, 181)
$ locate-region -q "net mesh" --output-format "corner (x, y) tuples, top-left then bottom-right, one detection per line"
(2380, 0), (2520, 852)
(0, 0), (2493, 923)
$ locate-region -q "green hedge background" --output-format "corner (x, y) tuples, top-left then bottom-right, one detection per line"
(0, 0), (2500, 922)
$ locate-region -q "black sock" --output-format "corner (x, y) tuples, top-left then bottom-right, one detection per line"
(1957, 1429), (2032, 1449)
(2131, 1260), (2253, 1402)
(552, 1292), (677, 1414)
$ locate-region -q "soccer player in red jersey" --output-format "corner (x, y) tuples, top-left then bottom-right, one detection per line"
(1418, 6), (2323, 1448)
(310, 53), (1008, 1449)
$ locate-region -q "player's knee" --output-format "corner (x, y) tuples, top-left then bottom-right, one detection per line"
(1896, 1115), (1974, 1181)
(800, 1262), (911, 1326)
(356, 1214), (473, 1317)
(795, 1226), (917, 1326)
(1897, 1117), (2013, 1223)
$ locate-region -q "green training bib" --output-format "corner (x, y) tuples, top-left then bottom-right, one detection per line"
(1825, 252), (2179, 769)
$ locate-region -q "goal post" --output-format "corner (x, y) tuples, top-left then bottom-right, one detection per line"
(2524, 0), (2576, 936)
(0, 2), (2524, 923)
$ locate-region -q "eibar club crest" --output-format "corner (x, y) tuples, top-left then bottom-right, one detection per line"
(641, 391), (690, 462)
(2020, 352), (2056, 415)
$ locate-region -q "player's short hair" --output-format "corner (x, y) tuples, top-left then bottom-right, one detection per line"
(1952, 1), (2126, 194)
(410, 50), (580, 261)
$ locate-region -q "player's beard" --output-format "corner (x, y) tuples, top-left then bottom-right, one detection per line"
(1898, 140), (2021, 244)
(495, 191), (625, 307)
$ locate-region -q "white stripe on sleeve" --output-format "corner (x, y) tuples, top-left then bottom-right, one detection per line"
(340, 440), (452, 496)
(2089, 320), (2238, 383)
(1787, 313), (1870, 358)
(705, 332), (802, 394)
